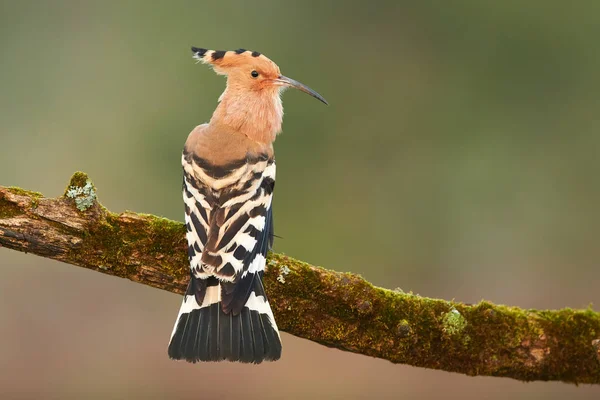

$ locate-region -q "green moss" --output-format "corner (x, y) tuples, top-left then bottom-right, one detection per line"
(65, 171), (90, 194)
(592, 339), (600, 361)
(73, 212), (129, 273)
(265, 253), (452, 360)
(0, 193), (22, 218)
(442, 308), (467, 336)
(69, 210), (188, 280)
(3, 187), (42, 211)
(144, 214), (187, 276)
(264, 251), (600, 378)
(7, 187), (43, 198)
(396, 319), (412, 338)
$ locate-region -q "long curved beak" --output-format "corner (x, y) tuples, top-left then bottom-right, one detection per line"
(274, 75), (328, 105)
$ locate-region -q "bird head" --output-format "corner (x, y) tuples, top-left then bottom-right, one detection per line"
(191, 47), (328, 105)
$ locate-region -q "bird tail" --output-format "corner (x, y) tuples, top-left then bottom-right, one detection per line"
(167, 277), (282, 363)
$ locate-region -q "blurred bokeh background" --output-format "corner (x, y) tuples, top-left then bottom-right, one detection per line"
(1, 0), (600, 398)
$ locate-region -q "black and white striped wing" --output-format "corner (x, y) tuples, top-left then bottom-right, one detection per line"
(219, 199), (273, 314)
(209, 159), (275, 314)
(182, 171), (211, 280)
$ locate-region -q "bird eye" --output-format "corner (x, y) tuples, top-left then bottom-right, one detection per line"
(251, 70), (259, 78)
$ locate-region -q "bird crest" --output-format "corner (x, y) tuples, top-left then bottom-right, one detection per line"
(191, 47), (281, 78)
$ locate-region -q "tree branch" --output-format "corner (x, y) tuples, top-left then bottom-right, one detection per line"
(1, 172), (599, 384)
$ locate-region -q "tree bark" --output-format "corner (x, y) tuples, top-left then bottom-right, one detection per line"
(1, 172), (599, 384)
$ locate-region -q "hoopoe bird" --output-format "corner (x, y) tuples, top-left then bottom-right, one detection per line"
(168, 47), (328, 363)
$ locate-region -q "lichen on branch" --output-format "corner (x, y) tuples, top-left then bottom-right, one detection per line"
(65, 179), (96, 211)
(1, 172), (600, 384)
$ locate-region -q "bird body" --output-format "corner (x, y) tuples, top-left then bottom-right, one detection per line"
(168, 48), (327, 363)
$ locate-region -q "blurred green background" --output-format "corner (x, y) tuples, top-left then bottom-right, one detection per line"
(1, 0), (600, 398)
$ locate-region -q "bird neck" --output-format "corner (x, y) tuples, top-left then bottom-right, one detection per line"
(210, 84), (283, 144)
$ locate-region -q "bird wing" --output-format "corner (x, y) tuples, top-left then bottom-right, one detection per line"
(183, 172), (208, 259)
(182, 169), (212, 308)
(219, 202), (274, 314)
(207, 158), (275, 314)
(182, 153), (275, 314)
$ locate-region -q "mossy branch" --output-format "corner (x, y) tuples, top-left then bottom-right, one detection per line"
(1, 172), (600, 384)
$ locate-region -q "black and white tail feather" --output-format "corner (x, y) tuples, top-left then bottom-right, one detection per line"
(168, 150), (282, 363)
